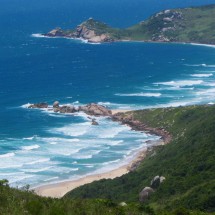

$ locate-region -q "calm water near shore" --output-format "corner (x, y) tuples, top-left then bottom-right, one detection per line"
(0, 0), (215, 188)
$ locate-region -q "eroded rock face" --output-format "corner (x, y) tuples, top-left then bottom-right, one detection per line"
(139, 187), (154, 202)
(28, 103), (48, 109)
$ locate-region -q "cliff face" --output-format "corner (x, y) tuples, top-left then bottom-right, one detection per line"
(44, 4), (215, 44)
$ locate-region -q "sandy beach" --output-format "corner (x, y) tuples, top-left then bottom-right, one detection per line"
(34, 109), (164, 198)
(34, 144), (151, 198)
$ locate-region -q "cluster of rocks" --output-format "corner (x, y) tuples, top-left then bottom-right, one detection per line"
(28, 101), (112, 117)
(139, 175), (166, 203)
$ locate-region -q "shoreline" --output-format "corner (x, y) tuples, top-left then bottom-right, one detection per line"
(34, 109), (170, 198)
(34, 142), (154, 198)
(32, 34), (215, 48)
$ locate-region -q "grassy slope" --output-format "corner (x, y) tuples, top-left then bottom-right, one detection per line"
(66, 105), (215, 213)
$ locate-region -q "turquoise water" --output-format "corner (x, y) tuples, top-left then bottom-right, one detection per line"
(0, 0), (215, 188)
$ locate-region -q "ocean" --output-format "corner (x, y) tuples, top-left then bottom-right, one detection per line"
(0, 0), (215, 188)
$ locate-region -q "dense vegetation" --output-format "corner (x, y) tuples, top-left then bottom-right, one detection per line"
(66, 105), (215, 213)
(1, 104), (215, 214)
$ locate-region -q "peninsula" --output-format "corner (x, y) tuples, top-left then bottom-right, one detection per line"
(44, 4), (215, 44)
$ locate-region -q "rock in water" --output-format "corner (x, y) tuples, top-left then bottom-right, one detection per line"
(53, 101), (60, 108)
(139, 187), (154, 203)
(91, 119), (99, 125)
(28, 103), (48, 109)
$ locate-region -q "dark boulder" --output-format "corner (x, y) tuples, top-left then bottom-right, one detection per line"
(139, 187), (154, 202)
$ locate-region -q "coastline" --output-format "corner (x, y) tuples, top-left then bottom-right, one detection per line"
(34, 143), (152, 198)
(34, 109), (169, 198)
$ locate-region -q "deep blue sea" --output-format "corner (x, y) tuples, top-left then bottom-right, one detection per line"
(1, 0), (215, 188)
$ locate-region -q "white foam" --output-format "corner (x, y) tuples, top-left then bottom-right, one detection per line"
(53, 122), (90, 137)
(22, 166), (52, 173)
(23, 136), (36, 140)
(155, 80), (204, 87)
(184, 63), (215, 68)
(43, 177), (59, 182)
(115, 93), (162, 97)
(103, 159), (121, 165)
(195, 88), (215, 96)
(190, 43), (215, 49)
(31, 33), (46, 38)
(98, 126), (130, 138)
(0, 152), (15, 158)
(190, 73), (213, 78)
(108, 140), (124, 146)
(72, 154), (93, 159)
(8, 174), (34, 185)
(26, 158), (50, 165)
(21, 144), (40, 151)
(21, 103), (32, 108)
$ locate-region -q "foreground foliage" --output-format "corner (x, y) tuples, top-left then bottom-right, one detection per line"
(66, 105), (215, 213)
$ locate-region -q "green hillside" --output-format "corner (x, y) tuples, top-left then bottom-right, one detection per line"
(46, 4), (215, 44)
(66, 105), (215, 213)
(126, 4), (215, 44)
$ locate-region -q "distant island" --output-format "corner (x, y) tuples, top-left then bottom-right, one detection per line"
(44, 4), (215, 44)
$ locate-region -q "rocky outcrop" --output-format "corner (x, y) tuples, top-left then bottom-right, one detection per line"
(139, 187), (154, 202)
(45, 28), (66, 37)
(112, 113), (172, 144)
(28, 103), (48, 109)
(44, 18), (115, 43)
(79, 103), (112, 116)
(28, 102), (111, 117)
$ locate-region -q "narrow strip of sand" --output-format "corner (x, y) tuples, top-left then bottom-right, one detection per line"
(35, 164), (130, 198)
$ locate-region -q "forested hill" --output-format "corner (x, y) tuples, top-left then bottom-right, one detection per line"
(66, 105), (215, 213)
